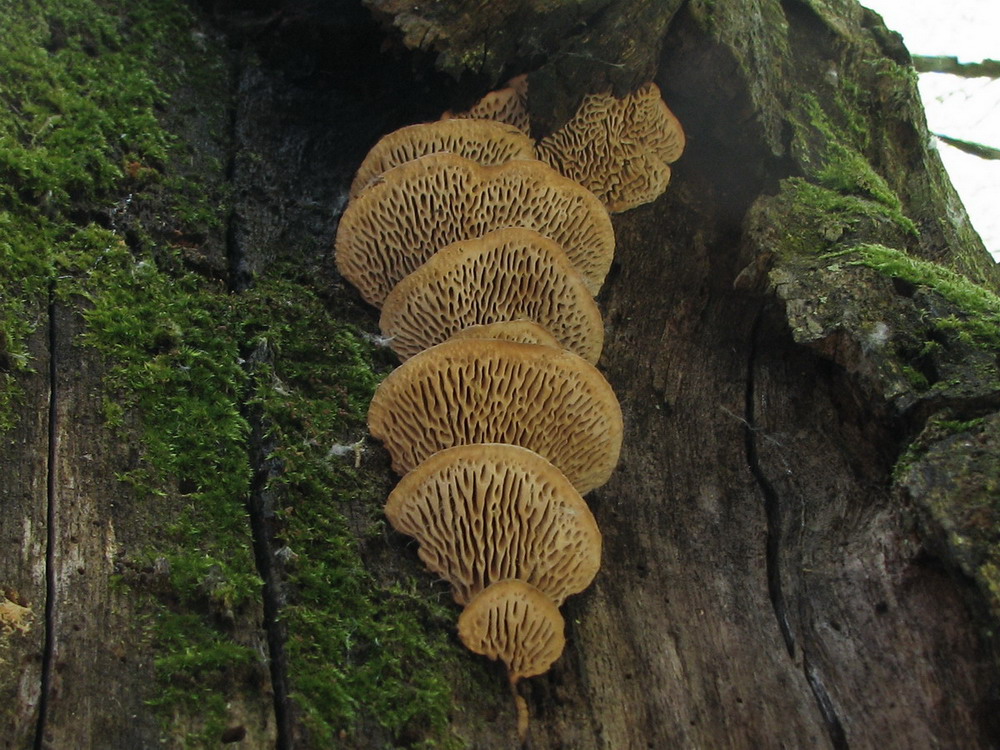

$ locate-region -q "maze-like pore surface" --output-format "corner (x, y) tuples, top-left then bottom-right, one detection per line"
(537, 83), (686, 213)
(380, 227), (604, 362)
(384, 443), (602, 606)
(449, 320), (561, 348)
(349, 119), (535, 198)
(335, 153), (614, 306)
(442, 74), (530, 134)
(457, 579), (565, 682)
(367, 338), (623, 494)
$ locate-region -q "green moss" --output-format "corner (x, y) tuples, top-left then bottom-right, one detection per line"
(764, 177), (912, 257)
(239, 276), (464, 747)
(894, 412), (989, 482)
(816, 147), (899, 214)
(837, 243), (1000, 350)
(793, 93), (917, 236)
(938, 417), (987, 434)
(77, 202), (262, 745)
(4, 2), (464, 745)
(1, 0), (262, 741)
(0, 0), (231, 431)
(145, 612), (260, 745)
(832, 78), (871, 152)
(898, 363), (930, 392)
(0, 0), (162, 429)
(762, 91), (919, 260)
(64, 232), (258, 617)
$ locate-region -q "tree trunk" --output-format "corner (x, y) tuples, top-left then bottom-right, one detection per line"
(2, 0), (998, 748)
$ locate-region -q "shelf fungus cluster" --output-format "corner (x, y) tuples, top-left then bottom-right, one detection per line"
(449, 80), (685, 213)
(334, 81), (683, 743)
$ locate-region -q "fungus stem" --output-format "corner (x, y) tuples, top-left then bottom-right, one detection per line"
(511, 678), (530, 746)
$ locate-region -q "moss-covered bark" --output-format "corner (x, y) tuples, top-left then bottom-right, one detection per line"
(1, 1), (476, 747)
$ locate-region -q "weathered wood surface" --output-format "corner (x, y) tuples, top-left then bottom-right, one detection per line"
(1, 314), (48, 750)
(37, 307), (158, 748)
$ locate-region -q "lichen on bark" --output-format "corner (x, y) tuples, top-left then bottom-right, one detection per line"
(899, 413), (1000, 623)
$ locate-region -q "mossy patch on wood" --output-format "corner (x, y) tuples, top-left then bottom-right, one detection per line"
(0, 0), (267, 743)
(746, 87), (918, 263)
(238, 274), (465, 747)
(0, 0), (169, 429)
(833, 244), (1000, 351)
(2, 1), (467, 746)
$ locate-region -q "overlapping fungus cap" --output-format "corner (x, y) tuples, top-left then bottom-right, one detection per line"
(458, 579), (565, 741)
(442, 74), (530, 134)
(367, 338), (622, 494)
(379, 227), (604, 363)
(349, 119), (535, 198)
(458, 579), (565, 681)
(334, 153), (614, 307)
(449, 320), (561, 349)
(385, 443), (602, 606)
(536, 82), (686, 213)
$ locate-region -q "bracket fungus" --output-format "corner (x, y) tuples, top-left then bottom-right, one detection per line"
(334, 153), (615, 306)
(348, 119), (535, 198)
(449, 319), (562, 348)
(442, 74), (530, 134)
(324, 73), (681, 743)
(536, 82), (686, 213)
(457, 579), (566, 743)
(379, 227), (605, 363)
(367, 337), (623, 494)
(384, 442), (602, 606)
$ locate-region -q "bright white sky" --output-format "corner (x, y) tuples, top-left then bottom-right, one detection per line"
(861, 0), (1000, 261)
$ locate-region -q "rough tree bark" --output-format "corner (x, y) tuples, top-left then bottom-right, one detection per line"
(2, 0), (998, 748)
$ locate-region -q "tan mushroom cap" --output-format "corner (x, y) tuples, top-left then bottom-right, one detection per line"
(443, 74), (530, 134)
(367, 338), (622, 494)
(537, 82), (686, 213)
(385, 443), (602, 606)
(335, 153), (615, 307)
(458, 578), (565, 743)
(379, 227), (604, 363)
(458, 579), (565, 682)
(449, 320), (561, 349)
(349, 119), (535, 198)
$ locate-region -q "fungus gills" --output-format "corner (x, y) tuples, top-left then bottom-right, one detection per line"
(384, 443), (602, 606)
(334, 153), (615, 306)
(448, 319), (562, 348)
(537, 83), (685, 212)
(379, 227), (605, 363)
(331, 82), (683, 743)
(367, 338), (623, 495)
(442, 74), (531, 134)
(454, 79), (686, 213)
(458, 580), (566, 744)
(349, 119), (535, 198)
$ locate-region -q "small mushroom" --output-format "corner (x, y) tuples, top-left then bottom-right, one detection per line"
(384, 442), (602, 606)
(367, 337), (623, 494)
(349, 119), (535, 198)
(449, 320), (562, 349)
(334, 153), (615, 307)
(457, 579), (565, 743)
(442, 74), (530, 134)
(536, 82), (686, 212)
(379, 227), (604, 363)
